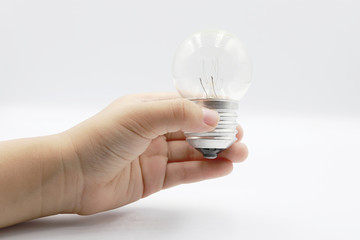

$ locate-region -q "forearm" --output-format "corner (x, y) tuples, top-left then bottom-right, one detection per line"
(0, 134), (82, 228)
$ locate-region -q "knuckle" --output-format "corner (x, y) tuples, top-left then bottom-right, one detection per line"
(170, 99), (189, 122)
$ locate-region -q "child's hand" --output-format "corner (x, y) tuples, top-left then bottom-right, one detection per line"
(61, 93), (248, 215)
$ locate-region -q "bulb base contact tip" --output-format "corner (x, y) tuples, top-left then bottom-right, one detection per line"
(185, 99), (239, 159)
(196, 148), (225, 159)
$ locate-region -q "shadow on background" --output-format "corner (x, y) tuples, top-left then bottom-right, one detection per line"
(0, 207), (186, 239)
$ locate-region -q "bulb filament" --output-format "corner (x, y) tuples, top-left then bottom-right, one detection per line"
(211, 76), (218, 98)
(199, 58), (222, 98)
(199, 76), (218, 98)
(199, 77), (208, 97)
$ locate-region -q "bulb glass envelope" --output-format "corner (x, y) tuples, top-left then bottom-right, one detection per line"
(172, 29), (252, 101)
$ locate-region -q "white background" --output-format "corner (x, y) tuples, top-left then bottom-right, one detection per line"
(1, 0), (360, 239)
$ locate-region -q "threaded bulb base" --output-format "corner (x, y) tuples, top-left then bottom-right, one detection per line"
(185, 99), (238, 159)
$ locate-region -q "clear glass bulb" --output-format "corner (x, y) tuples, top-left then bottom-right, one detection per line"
(172, 29), (252, 159)
(172, 29), (252, 101)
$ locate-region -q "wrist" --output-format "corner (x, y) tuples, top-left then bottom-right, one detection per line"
(53, 132), (84, 214)
(0, 134), (84, 228)
(38, 133), (84, 216)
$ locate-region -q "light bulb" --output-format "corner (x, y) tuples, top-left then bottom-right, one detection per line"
(172, 29), (252, 159)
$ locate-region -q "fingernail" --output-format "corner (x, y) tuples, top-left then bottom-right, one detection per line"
(202, 108), (219, 126)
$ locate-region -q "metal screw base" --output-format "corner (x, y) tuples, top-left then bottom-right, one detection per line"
(185, 99), (238, 159)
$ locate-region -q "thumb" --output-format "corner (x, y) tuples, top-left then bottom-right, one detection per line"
(122, 99), (219, 139)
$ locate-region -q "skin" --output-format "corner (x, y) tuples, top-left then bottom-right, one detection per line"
(0, 93), (248, 228)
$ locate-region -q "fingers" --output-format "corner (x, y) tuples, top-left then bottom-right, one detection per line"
(121, 99), (219, 139)
(167, 141), (203, 161)
(163, 159), (233, 189)
(217, 142), (248, 163)
(165, 131), (186, 141)
(167, 140), (248, 163)
(235, 125), (244, 142)
(105, 92), (181, 111)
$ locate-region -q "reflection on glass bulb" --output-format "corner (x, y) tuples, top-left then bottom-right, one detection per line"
(172, 29), (252, 159)
(173, 29), (251, 101)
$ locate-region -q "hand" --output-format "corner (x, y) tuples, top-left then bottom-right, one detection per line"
(61, 93), (248, 215)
